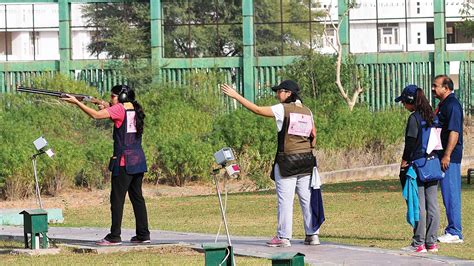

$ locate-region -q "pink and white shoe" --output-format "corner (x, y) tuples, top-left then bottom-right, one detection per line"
(401, 244), (427, 253)
(427, 244), (439, 252)
(96, 238), (122, 246)
(266, 236), (291, 247)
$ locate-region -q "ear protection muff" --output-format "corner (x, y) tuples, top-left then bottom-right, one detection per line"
(118, 85), (130, 103)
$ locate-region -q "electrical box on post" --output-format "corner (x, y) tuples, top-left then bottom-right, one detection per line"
(202, 243), (234, 266)
(20, 209), (49, 249)
(272, 252), (305, 266)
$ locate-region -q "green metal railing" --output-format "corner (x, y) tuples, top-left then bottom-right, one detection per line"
(460, 60), (474, 113)
(0, 0), (473, 114)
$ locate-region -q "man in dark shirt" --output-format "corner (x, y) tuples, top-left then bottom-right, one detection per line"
(431, 75), (464, 244)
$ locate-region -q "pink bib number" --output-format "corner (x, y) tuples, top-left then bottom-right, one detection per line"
(287, 113), (312, 137)
(126, 111), (137, 133)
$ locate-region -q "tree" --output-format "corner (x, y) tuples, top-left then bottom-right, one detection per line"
(82, 1), (152, 88)
(83, 0), (324, 59)
(322, 1), (365, 111)
(457, 0), (474, 39)
(253, 0), (324, 56)
(162, 0), (243, 57)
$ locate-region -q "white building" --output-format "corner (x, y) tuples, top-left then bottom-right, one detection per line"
(0, 3), (105, 61)
(317, 0), (473, 54)
(0, 1), (472, 61)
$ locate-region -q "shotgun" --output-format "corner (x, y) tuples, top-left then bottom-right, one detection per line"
(16, 86), (102, 104)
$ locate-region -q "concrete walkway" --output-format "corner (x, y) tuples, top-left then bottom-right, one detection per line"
(1, 226), (472, 265)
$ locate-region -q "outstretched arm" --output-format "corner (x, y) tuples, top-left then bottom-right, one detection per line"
(220, 84), (274, 117)
(61, 94), (111, 120)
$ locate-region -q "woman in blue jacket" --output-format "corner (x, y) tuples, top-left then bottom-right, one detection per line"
(396, 84), (440, 253)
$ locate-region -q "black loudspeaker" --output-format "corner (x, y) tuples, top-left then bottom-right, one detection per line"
(118, 85), (130, 103)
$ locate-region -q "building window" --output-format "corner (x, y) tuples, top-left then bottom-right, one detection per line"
(0, 4), (59, 61)
(378, 23), (399, 45)
(0, 32), (12, 55)
(417, 32), (421, 44)
(446, 22), (472, 44)
(324, 27), (336, 48)
(426, 22), (434, 44)
(416, 2), (420, 14)
(447, 24), (455, 43)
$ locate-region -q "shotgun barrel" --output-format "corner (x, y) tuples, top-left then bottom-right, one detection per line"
(16, 87), (96, 102)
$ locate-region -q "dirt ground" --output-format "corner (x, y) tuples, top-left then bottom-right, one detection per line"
(0, 179), (259, 210)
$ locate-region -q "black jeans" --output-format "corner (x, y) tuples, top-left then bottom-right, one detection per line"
(106, 167), (150, 242)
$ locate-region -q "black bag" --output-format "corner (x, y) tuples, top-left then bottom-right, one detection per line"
(271, 152), (316, 179)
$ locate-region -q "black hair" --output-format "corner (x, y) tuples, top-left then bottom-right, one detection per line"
(434, 74), (454, 90)
(283, 92), (303, 104)
(414, 88), (435, 126)
(111, 85), (145, 136)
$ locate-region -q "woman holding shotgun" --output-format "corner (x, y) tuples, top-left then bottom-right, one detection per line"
(62, 85), (150, 246)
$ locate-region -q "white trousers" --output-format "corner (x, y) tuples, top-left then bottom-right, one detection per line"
(274, 164), (318, 239)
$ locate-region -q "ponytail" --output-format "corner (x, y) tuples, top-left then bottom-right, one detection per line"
(283, 93), (303, 104)
(415, 89), (435, 126)
(132, 100), (145, 136)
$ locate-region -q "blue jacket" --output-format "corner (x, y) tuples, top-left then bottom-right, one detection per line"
(402, 166), (419, 228)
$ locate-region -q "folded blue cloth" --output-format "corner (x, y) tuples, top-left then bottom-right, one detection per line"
(311, 188), (325, 231)
(402, 166), (419, 228)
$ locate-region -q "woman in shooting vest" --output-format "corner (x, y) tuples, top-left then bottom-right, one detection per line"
(221, 80), (322, 247)
(62, 85), (150, 246)
(396, 84), (440, 253)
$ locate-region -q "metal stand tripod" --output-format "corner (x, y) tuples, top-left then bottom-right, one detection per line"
(212, 167), (232, 246)
(32, 150), (46, 209)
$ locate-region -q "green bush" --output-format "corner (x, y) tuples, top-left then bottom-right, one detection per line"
(211, 107), (276, 189)
(143, 93), (217, 186)
(280, 51), (406, 151)
(141, 71), (226, 186)
(312, 100), (406, 150)
(0, 69), (408, 199)
(0, 76), (111, 199)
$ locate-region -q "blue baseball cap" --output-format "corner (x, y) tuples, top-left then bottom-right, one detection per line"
(395, 84), (418, 103)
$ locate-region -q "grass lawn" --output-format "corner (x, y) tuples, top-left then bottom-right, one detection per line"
(0, 241), (270, 265)
(58, 178), (473, 260)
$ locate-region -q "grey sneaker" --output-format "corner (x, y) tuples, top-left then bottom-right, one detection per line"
(304, 235), (320, 245)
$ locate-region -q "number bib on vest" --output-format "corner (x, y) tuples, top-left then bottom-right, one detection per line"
(287, 113), (312, 137)
(126, 111), (137, 133)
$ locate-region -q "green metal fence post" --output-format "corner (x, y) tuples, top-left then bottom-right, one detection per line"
(242, 0), (255, 102)
(434, 0), (446, 76)
(338, 0), (350, 59)
(58, 0), (71, 75)
(150, 0), (163, 83)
